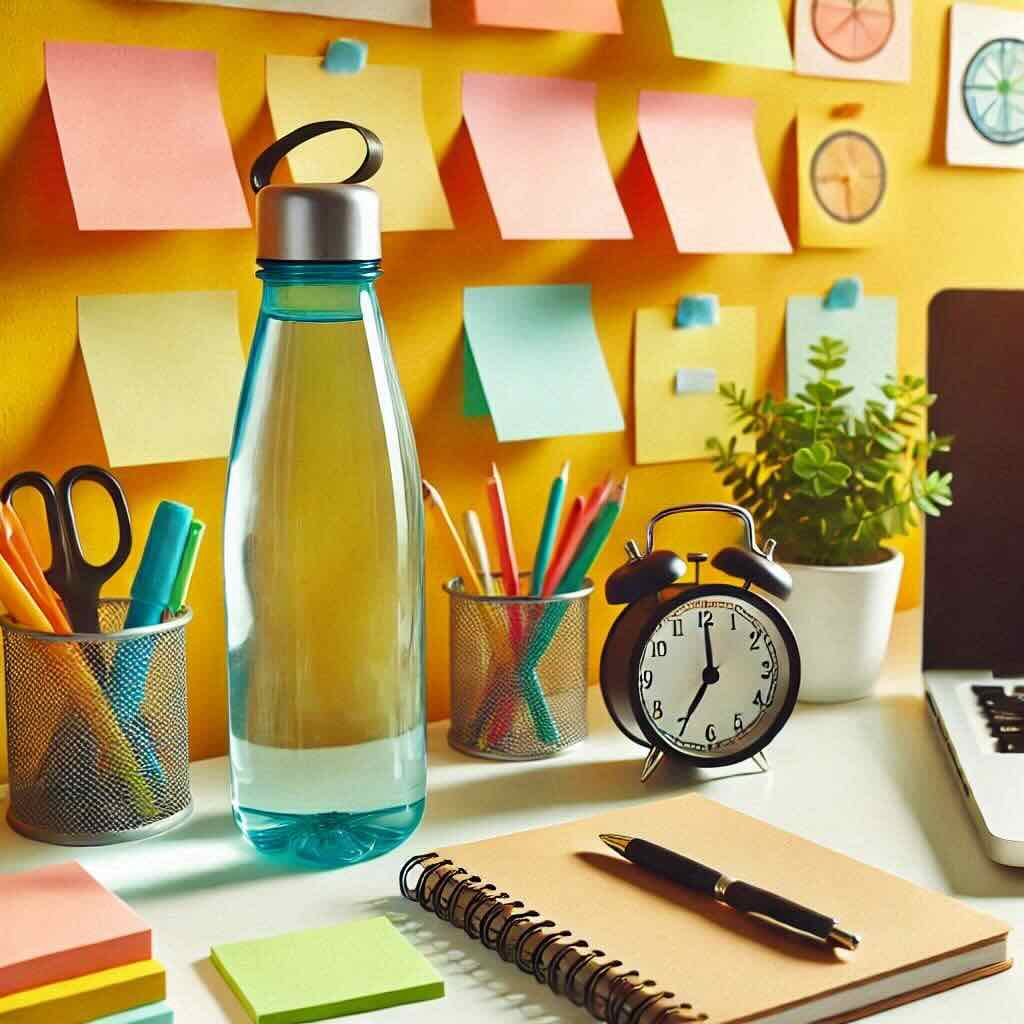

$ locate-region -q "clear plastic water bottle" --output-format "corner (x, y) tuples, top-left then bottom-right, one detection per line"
(224, 122), (425, 868)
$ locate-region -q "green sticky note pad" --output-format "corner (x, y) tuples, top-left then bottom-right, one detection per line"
(210, 917), (444, 1024)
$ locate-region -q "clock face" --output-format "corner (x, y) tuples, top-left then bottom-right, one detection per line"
(631, 586), (799, 766)
(810, 130), (887, 224)
(963, 38), (1024, 146)
(813, 0), (895, 63)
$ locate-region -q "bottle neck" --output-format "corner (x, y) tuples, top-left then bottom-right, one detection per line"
(256, 259), (381, 322)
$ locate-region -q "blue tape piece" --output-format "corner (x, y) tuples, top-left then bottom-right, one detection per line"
(675, 294), (720, 329)
(323, 38), (368, 74)
(824, 277), (863, 311)
(675, 368), (718, 395)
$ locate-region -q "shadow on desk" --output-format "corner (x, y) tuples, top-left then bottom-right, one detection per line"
(874, 694), (1024, 899)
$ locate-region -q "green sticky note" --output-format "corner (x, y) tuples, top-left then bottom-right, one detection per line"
(463, 284), (625, 442)
(660, 0), (793, 71)
(463, 334), (490, 417)
(786, 296), (898, 416)
(210, 917), (444, 1024)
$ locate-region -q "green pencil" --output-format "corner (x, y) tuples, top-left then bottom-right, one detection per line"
(557, 477), (627, 594)
(530, 461), (569, 596)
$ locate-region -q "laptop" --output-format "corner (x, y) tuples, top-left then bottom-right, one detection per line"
(924, 290), (1024, 867)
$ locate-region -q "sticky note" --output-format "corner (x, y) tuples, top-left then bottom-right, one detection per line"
(947, 3), (1024, 169)
(266, 58), (452, 233)
(462, 72), (631, 240)
(464, 284), (625, 442)
(210, 917), (443, 1024)
(638, 91), (791, 254)
(675, 368), (718, 394)
(89, 1002), (173, 1024)
(0, 960), (165, 1024)
(660, 0), (793, 70)
(635, 306), (756, 465)
(77, 291), (245, 468)
(675, 295), (720, 328)
(472, 0), (622, 32)
(798, 109), (895, 248)
(45, 41), (249, 231)
(323, 39), (367, 74)
(0, 862), (151, 998)
(794, 0), (912, 83)
(786, 294), (898, 415)
(139, 0), (431, 25)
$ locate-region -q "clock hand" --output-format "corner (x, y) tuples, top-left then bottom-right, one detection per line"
(703, 619), (716, 675)
(679, 681), (709, 737)
(680, 622), (720, 736)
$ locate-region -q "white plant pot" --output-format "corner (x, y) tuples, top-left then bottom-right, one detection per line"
(782, 549), (904, 704)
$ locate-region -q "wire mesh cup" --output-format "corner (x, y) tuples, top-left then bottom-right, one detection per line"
(1, 598), (194, 845)
(445, 575), (592, 760)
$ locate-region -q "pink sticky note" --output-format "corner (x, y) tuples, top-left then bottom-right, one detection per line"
(0, 862), (152, 997)
(472, 0), (622, 32)
(638, 91), (791, 254)
(45, 41), (250, 231)
(462, 72), (631, 240)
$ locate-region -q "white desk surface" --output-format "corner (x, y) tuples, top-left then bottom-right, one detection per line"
(1, 610), (1022, 1023)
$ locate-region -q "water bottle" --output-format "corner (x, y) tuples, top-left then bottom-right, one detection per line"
(224, 122), (425, 868)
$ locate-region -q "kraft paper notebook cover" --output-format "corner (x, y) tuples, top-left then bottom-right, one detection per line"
(0, 861), (151, 997)
(401, 795), (1010, 1024)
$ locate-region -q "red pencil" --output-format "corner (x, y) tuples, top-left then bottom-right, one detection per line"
(487, 463), (520, 597)
(541, 495), (585, 596)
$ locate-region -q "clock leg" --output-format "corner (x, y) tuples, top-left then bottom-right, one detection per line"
(640, 747), (665, 783)
(752, 751), (770, 774)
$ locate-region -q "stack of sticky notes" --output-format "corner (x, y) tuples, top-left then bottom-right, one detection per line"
(0, 862), (170, 1023)
(211, 916), (444, 1023)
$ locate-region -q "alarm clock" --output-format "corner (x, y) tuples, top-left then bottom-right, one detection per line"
(599, 503), (801, 783)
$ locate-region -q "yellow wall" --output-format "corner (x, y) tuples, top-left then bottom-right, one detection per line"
(2, 0), (1020, 779)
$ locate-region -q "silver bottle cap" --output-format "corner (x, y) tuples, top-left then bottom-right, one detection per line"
(250, 121), (383, 263)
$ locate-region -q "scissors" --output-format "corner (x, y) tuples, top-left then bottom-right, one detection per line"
(0, 466), (132, 634)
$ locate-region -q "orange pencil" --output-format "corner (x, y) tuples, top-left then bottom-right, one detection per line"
(486, 463), (520, 597)
(542, 472), (613, 596)
(0, 503), (70, 633)
(541, 495), (584, 596)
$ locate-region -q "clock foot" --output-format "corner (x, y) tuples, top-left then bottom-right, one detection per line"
(640, 747), (665, 783)
(752, 751), (770, 774)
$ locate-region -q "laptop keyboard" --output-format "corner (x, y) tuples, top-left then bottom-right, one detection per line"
(973, 686), (1024, 752)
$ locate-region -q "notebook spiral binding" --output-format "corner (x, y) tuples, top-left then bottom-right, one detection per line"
(400, 854), (707, 1024)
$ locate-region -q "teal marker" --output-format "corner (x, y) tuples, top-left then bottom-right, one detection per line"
(124, 501), (193, 629)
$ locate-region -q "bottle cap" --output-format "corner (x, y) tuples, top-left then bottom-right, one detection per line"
(251, 121), (383, 262)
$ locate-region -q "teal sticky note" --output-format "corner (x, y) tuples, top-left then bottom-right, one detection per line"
(322, 39), (368, 74)
(786, 295), (898, 416)
(463, 335), (490, 417)
(824, 277), (863, 311)
(211, 917), (443, 1024)
(463, 284), (625, 442)
(88, 1002), (174, 1024)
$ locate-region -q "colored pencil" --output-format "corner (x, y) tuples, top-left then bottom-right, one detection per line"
(559, 477), (628, 594)
(530, 461), (569, 596)
(541, 470), (612, 596)
(0, 504), (70, 633)
(423, 480), (483, 594)
(486, 463), (520, 597)
(462, 510), (495, 595)
(540, 495), (585, 597)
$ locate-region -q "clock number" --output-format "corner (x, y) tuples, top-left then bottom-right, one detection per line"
(761, 660), (772, 680)
(672, 619), (684, 637)
(652, 700), (664, 720)
(730, 613), (737, 631)
(749, 631), (762, 651)
(640, 669), (654, 689)
(697, 611), (714, 629)
(705, 723), (717, 743)
(649, 640), (668, 659)
(734, 713), (743, 732)
(753, 689), (771, 708)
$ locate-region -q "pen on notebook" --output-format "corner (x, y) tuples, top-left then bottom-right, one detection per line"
(463, 509), (495, 595)
(530, 461), (568, 596)
(599, 833), (860, 951)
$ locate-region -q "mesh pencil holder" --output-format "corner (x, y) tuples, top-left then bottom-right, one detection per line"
(1, 598), (194, 846)
(445, 575), (592, 761)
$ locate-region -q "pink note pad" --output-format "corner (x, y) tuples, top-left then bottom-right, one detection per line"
(462, 72), (631, 240)
(0, 862), (151, 997)
(472, 0), (622, 32)
(45, 40), (250, 231)
(638, 91), (791, 254)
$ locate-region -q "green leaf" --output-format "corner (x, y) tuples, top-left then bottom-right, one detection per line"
(819, 461), (852, 486)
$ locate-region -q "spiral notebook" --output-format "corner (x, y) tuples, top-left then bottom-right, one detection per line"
(400, 795), (1010, 1023)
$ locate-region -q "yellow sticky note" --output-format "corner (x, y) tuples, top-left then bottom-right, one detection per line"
(266, 57), (453, 233)
(77, 291), (245, 468)
(798, 111), (895, 249)
(634, 305), (755, 465)
(0, 960), (165, 1023)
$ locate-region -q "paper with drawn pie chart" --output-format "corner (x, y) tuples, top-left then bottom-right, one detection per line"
(794, 0), (912, 82)
(947, 3), (1024, 168)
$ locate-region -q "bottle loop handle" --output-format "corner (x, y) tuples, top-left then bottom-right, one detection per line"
(250, 120), (384, 193)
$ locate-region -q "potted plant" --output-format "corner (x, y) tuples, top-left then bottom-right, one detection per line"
(706, 336), (953, 703)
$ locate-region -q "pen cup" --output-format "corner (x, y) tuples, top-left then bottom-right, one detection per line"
(1, 598), (194, 846)
(445, 576), (592, 760)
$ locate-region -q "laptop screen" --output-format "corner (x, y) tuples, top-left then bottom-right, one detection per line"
(925, 290), (1024, 674)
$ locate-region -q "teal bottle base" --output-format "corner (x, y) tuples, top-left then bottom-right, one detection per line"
(234, 799), (425, 869)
